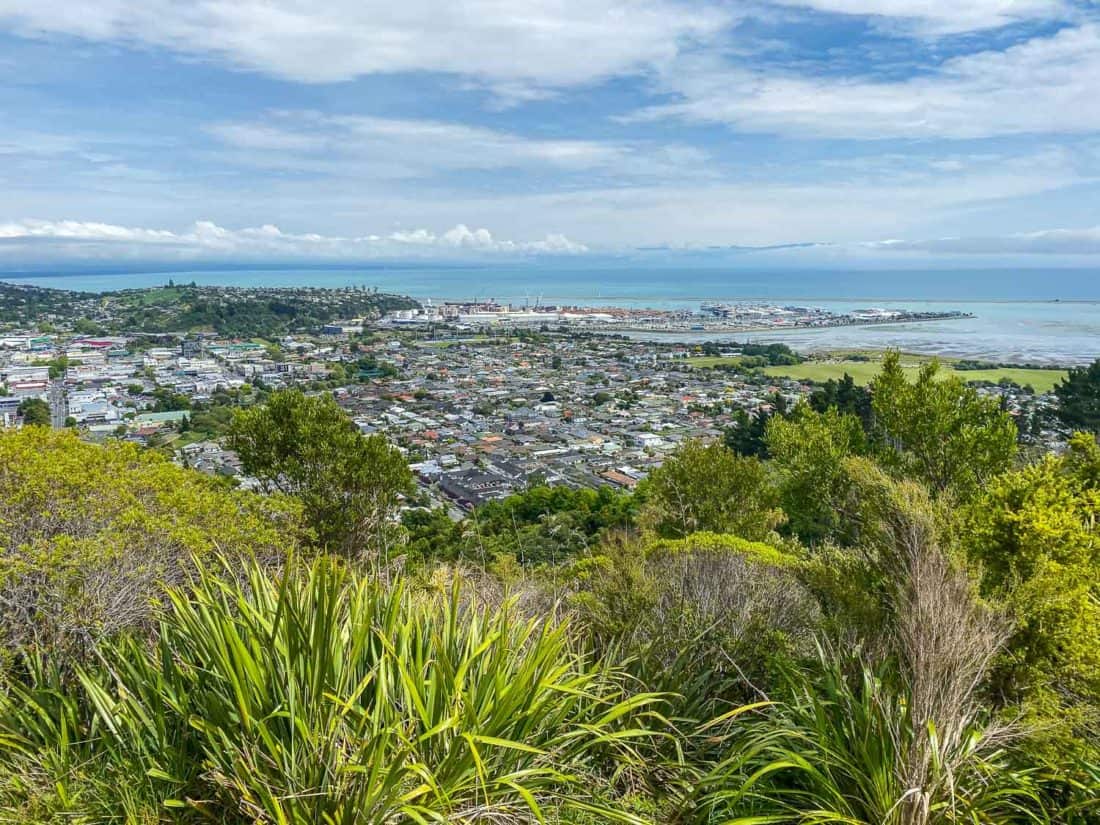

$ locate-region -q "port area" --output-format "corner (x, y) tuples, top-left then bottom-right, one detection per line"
(378, 299), (972, 334)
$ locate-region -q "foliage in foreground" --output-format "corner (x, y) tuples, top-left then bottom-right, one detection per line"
(0, 558), (665, 824)
(572, 531), (818, 721)
(2, 358), (1099, 824)
(693, 652), (1046, 825)
(964, 431), (1100, 761)
(688, 467), (1052, 825)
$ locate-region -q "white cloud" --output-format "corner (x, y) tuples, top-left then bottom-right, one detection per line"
(391, 223), (586, 253)
(0, 218), (588, 261)
(206, 112), (711, 181)
(867, 225), (1100, 254)
(209, 114), (626, 172)
(634, 23), (1100, 139)
(0, 138), (1090, 253)
(771, 0), (1066, 34)
(0, 0), (728, 92)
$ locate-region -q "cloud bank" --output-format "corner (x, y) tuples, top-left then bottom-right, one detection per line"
(0, 219), (588, 263)
(4, 218), (1100, 271)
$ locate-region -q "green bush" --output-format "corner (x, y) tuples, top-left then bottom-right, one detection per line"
(571, 532), (818, 722)
(964, 432), (1100, 767)
(0, 427), (301, 665)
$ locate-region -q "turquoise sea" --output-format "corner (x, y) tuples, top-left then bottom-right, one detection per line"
(3, 266), (1098, 365)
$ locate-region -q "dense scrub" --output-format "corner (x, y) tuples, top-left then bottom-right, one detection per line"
(0, 428), (301, 665)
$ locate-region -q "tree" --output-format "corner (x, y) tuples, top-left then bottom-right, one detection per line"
(228, 389), (413, 557)
(964, 432), (1100, 760)
(767, 404), (867, 545)
(724, 408), (771, 458)
(870, 352), (1017, 497)
(17, 397), (51, 427)
(1053, 358), (1100, 434)
(809, 372), (872, 429)
(639, 439), (783, 540)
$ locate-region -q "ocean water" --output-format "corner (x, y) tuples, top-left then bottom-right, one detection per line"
(3, 265), (1098, 364)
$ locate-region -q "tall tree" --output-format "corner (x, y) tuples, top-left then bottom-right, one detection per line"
(870, 352), (1017, 497)
(767, 404), (867, 545)
(810, 372), (872, 429)
(724, 409), (771, 458)
(228, 389), (413, 557)
(1053, 357), (1100, 434)
(17, 397), (50, 427)
(639, 439), (783, 540)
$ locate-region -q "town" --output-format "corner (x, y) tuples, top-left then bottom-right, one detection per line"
(0, 283), (1061, 517)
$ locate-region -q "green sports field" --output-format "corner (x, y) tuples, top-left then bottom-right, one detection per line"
(760, 360), (1066, 393)
(684, 356), (746, 368)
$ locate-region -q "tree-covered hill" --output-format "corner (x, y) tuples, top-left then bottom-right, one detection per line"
(0, 281), (419, 336)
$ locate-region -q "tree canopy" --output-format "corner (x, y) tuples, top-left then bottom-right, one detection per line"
(639, 439), (784, 541)
(964, 432), (1100, 758)
(870, 351), (1018, 496)
(16, 398), (50, 427)
(767, 404), (867, 545)
(1053, 357), (1100, 434)
(228, 389), (413, 557)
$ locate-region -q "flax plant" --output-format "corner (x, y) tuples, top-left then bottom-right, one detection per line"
(1, 557), (666, 824)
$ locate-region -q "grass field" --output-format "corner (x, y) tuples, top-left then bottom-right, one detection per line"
(684, 356), (745, 368)
(119, 286), (186, 306)
(761, 360), (1066, 393)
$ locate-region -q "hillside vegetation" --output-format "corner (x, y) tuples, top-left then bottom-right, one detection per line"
(0, 282), (418, 337)
(1, 352), (1097, 824)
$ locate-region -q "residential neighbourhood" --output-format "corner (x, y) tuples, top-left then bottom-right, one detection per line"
(0, 303), (1061, 516)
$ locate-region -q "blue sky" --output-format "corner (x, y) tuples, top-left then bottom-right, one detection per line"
(1, 0), (1099, 269)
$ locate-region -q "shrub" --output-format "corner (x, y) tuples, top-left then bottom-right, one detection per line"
(572, 532), (818, 720)
(964, 432), (1100, 765)
(0, 427), (301, 665)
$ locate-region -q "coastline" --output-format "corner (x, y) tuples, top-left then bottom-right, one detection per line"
(2, 275), (1096, 365)
(588, 312), (974, 336)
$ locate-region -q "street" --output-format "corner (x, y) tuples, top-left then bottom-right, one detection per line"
(49, 379), (67, 428)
